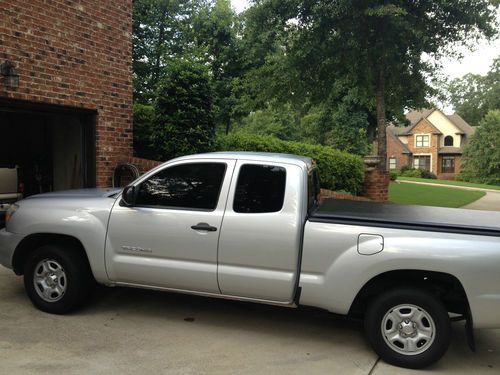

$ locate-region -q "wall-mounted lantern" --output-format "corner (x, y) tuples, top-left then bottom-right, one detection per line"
(1, 61), (20, 89)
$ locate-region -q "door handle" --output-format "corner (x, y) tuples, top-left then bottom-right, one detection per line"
(191, 222), (217, 232)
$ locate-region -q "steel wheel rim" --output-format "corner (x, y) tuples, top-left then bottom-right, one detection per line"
(33, 259), (67, 302)
(381, 303), (436, 356)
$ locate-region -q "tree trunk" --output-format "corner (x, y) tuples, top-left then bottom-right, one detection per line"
(376, 67), (387, 170)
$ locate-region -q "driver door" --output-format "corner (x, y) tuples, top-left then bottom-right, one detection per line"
(105, 159), (235, 293)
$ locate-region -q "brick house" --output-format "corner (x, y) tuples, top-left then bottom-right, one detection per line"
(0, 1), (155, 197)
(387, 109), (475, 179)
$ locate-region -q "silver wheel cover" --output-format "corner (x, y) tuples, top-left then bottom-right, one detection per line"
(33, 259), (67, 303)
(381, 304), (436, 356)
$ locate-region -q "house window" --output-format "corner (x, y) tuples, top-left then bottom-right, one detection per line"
(413, 155), (431, 171)
(442, 156), (455, 173)
(389, 157), (397, 170)
(444, 136), (454, 147)
(415, 135), (430, 147)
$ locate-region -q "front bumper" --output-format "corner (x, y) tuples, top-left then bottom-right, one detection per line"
(0, 229), (24, 270)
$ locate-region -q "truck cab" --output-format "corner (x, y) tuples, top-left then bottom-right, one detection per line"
(106, 152), (314, 303)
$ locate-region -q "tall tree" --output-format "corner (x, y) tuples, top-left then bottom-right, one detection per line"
(192, 0), (247, 133)
(151, 59), (215, 160)
(133, 0), (199, 103)
(448, 56), (500, 126)
(245, 0), (498, 169)
(460, 110), (500, 184)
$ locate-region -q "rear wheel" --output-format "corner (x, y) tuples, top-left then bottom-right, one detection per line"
(365, 288), (451, 369)
(24, 244), (93, 314)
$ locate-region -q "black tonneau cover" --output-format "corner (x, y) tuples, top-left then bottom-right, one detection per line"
(310, 199), (500, 237)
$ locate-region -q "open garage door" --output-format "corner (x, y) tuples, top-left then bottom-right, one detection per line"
(0, 99), (96, 198)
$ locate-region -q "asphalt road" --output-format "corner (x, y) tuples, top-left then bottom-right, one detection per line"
(0, 265), (499, 375)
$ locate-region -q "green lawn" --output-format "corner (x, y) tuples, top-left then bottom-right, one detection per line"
(389, 182), (486, 208)
(397, 176), (500, 191)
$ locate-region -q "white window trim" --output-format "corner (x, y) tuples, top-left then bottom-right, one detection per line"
(413, 153), (433, 173)
(414, 133), (430, 148)
(389, 157), (397, 170)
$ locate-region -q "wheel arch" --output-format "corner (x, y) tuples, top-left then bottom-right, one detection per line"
(12, 233), (93, 278)
(348, 269), (470, 319)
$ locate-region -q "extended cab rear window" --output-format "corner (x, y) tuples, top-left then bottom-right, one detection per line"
(233, 164), (286, 213)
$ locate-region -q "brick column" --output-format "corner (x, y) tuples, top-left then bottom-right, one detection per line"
(362, 156), (390, 202)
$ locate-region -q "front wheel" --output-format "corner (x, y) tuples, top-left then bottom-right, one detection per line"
(24, 244), (94, 314)
(365, 288), (451, 369)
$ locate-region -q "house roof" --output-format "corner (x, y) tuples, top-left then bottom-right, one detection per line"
(447, 114), (476, 136)
(398, 109), (443, 135)
(388, 108), (475, 138)
(405, 108), (435, 126)
(386, 128), (411, 154)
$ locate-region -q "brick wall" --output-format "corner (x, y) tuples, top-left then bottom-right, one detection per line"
(319, 189), (371, 202)
(0, 1), (133, 187)
(405, 119), (440, 174)
(387, 132), (411, 170)
(363, 169), (390, 202)
(128, 157), (163, 175)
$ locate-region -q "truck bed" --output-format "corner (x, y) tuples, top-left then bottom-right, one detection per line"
(310, 199), (500, 237)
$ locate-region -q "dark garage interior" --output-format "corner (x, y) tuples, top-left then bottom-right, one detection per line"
(0, 99), (96, 198)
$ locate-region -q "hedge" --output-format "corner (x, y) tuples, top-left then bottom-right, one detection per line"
(216, 133), (364, 194)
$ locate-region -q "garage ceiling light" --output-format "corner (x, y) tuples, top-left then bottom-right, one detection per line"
(1, 61), (19, 89)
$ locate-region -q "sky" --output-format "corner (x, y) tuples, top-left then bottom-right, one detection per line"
(230, 0), (499, 80)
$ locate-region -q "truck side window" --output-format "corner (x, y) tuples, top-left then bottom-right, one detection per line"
(233, 164), (286, 213)
(136, 163), (226, 210)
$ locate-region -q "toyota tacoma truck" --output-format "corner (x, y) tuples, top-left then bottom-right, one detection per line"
(1, 152), (499, 369)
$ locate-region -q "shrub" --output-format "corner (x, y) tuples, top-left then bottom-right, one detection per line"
(400, 168), (422, 178)
(420, 170), (437, 179)
(216, 133), (364, 194)
(390, 172), (398, 181)
(400, 165), (414, 174)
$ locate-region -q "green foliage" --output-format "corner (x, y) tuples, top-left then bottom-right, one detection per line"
(133, 103), (156, 159)
(420, 170), (437, 180)
(192, 0), (247, 133)
(448, 56), (500, 126)
(151, 59), (216, 160)
(390, 172), (398, 181)
(133, 0), (196, 103)
(216, 133), (364, 194)
(400, 165), (414, 174)
(232, 104), (299, 140)
(459, 110), (500, 185)
(400, 168), (422, 178)
(243, 0), (498, 163)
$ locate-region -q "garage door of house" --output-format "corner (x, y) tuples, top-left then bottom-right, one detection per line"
(0, 98), (96, 197)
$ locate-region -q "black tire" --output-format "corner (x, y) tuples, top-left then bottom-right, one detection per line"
(365, 288), (451, 369)
(24, 244), (94, 314)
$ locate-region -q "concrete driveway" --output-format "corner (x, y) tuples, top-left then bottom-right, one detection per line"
(0, 266), (499, 375)
(463, 191), (500, 211)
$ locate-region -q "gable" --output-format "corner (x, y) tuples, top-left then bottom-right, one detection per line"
(406, 117), (442, 135)
(427, 110), (463, 135)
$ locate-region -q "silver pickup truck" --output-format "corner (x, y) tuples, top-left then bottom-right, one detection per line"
(1, 152), (499, 369)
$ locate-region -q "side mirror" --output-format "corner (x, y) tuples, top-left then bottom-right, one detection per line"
(121, 185), (136, 206)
